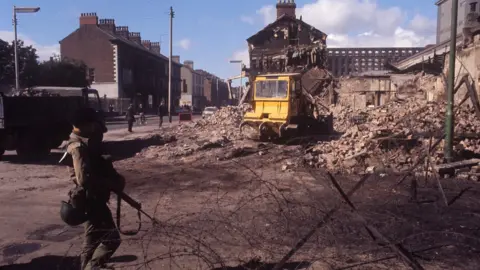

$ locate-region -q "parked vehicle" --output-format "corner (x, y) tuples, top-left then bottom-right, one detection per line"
(0, 87), (103, 159)
(202, 107), (218, 119)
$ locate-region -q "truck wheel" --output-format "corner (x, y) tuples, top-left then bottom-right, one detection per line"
(16, 135), (51, 160)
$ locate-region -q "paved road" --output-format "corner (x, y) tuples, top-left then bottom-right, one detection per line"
(106, 115), (201, 131)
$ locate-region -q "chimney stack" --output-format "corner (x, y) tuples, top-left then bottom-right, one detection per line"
(115, 26), (129, 39)
(129, 32), (141, 44)
(276, 0), (296, 19)
(150, 42), (161, 54)
(99, 19), (116, 33)
(80, 13), (98, 26)
(184, 60), (194, 70)
(142, 40), (152, 50)
(172, 55), (180, 63)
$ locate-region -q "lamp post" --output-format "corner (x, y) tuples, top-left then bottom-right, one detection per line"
(229, 60), (243, 103)
(13, 6), (40, 91)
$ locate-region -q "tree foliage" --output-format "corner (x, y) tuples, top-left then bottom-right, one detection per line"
(0, 38), (89, 90)
(36, 57), (89, 87)
(0, 39), (38, 88)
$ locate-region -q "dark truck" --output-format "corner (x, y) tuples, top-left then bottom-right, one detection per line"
(0, 87), (104, 159)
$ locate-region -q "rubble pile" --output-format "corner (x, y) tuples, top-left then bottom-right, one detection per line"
(305, 97), (480, 174)
(329, 103), (361, 132)
(196, 105), (248, 129)
(139, 105), (253, 160)
(194, 104), (252, 140)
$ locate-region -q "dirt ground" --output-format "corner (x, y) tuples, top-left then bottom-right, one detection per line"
(1, 124), (480, 270)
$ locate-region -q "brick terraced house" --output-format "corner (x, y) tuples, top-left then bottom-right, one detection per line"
(60, 12), (182, 112)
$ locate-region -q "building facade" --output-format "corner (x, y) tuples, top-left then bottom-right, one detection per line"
(246, 0), (328, 76)
(60, 12), (182, 112)
(327, 47), (424, 77)
(436, 0), (468, 44)
(195, 69), (230, 107)
(436, 0), (480, 45)
(179, 60), (206, 110)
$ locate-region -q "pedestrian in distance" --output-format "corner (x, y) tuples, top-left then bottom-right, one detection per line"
(64, 108), (125, 270)
(138, 104), (146, 125)
(158, 101), (165, 127)
(126, 104), (135, 132)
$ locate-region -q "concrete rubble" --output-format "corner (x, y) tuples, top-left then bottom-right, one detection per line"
(138, 104), (257, 161)
(305, 94), (480, 176)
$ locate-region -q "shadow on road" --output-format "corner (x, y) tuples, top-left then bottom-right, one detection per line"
(1, 255), (80, 270)
(1, 255), (138, 270)
(0, 152), (64, 166)
(211, 260), (312, 270)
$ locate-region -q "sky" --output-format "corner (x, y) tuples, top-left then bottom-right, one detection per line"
(0, 0), (438, 82)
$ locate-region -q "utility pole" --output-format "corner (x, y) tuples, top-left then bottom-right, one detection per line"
(168, 6), (174, 123)
(12, 6), (40, 91)
(239, 63), (243, 105)
(13, 6), (19, 91)
(216, 77), (219, 107)
(445, 0), (459, 162)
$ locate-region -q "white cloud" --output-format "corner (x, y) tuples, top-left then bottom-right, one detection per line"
(253, 0), (436, 48)
(240, 15), (255, 25)
(231, 49), (250, 69)
(409, 14), (437, 35)
(177, 38), (191, 50)
(0, 30), (59, 61)
(256, 5), (276, 25)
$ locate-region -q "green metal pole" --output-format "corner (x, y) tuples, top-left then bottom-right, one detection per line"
(445, 0), (459, 163)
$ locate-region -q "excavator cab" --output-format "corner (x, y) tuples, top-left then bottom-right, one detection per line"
(241, 73), (299, 140)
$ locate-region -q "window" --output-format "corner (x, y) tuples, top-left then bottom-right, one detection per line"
(182, 79), (187, 93)
(255, 80), (288, 98)
(88, 68), (95, 82)
(122, 68), (132, 84)
(470, 2), (477, 12)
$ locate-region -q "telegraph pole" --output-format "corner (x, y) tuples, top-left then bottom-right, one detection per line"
(168, 6), (174, 123)
(13, 6), (19, 91)
(216, 77), (219, 107)
(445, 0), (459, 162)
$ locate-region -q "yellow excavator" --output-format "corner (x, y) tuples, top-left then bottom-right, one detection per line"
(239, 72), (333, 141)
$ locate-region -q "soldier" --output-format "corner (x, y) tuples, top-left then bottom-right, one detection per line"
(157, 101), (165, 127)
(126, 104), (135, 132)
(66, 108), (125, 270)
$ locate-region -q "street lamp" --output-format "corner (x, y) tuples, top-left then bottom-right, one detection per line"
(229, 60), (243, 102)
(13, 6), (40, 91)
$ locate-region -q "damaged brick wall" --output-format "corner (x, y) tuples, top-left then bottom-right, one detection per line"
(335, 76), (398, 109)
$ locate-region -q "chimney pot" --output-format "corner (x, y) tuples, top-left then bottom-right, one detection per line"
(80, 12), (98, 26)
(129, 32), (142, 44)
(276, 0), (296, 19)
(99, 18), (116, 32)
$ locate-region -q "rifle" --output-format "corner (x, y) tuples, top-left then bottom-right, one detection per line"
(99, 155), (161, 235)
(114, 190), (163, 236)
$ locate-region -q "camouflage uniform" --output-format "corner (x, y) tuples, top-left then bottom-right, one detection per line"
(66, 132), (124, 270)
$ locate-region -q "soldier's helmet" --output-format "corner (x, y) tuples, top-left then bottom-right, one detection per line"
(72, 107), (107, 133)
(60, 200), (87, 226)
(72, 107), (98, 127)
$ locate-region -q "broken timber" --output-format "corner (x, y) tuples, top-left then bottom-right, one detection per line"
(434, 158), (480, 175)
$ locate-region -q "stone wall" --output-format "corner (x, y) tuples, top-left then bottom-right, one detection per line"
(336, 76), (398, 109)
